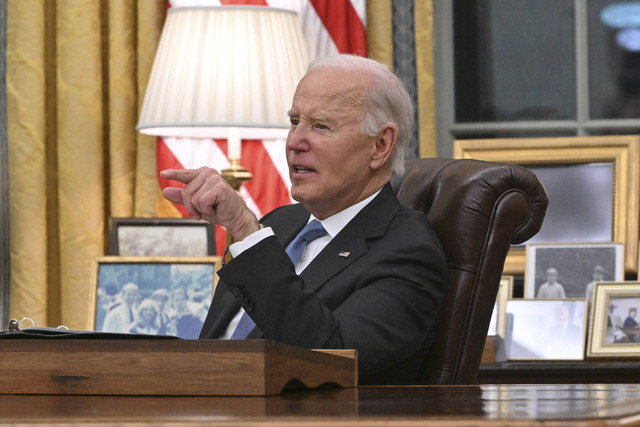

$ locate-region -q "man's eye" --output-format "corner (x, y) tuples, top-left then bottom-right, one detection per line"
(315, 124), (328, 130)
(290, 119), (299, 126)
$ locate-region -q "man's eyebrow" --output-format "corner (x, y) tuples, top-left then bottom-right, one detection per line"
(287, 110), (297, 117)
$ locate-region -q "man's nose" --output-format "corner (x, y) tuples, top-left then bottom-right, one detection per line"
(286, 126), (310, 151)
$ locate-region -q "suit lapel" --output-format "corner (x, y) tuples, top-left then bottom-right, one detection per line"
(301, 184), (400, 293)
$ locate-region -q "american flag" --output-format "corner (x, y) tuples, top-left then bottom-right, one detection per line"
(157, 0), (368, 255)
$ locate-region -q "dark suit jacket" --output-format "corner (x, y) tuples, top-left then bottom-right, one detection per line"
(199, 183), (447, 384)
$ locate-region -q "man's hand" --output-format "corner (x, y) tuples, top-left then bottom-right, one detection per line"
(160, 167), (260, 241)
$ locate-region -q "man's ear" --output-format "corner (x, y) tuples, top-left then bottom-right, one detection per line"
(370, 125), (396, 170)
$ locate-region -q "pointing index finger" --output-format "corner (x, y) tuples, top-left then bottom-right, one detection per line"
(160, 168), (197, 184)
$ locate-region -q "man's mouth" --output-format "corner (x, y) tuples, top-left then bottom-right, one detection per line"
(293, 166), (315, 174)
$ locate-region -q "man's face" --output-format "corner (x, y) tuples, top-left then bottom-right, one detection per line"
(124, 288), (137, 306)
(286, 69), (386, 219)
(152, 294), (168, 309)
(173, 292), (187, 311)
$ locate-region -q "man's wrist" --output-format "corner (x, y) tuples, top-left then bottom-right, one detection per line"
(228, 226), (274, 258)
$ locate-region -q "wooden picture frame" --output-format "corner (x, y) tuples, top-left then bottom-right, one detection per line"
(89, 256), (222, 339)
(505, 298), (588, 361)
(454, 135), (640, 274)
(109, 217), (216, 256)
(488, 276), (514, 338)
(524, 242), (624, 301)
(587, 282), (640, 358)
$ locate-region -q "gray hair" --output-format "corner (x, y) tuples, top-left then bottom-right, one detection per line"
(307, 55), (413, 175)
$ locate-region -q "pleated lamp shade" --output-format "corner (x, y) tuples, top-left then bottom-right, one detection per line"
(137, 6), (309, 143)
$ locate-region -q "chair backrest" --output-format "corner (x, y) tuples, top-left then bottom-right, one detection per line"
(390, 157), (548, 384)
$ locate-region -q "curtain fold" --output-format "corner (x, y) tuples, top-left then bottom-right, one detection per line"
(7, 0), (49, 325)
(366, 0), (393, 70)
(135, 1), (165, 218)
(7, 0), (165, 329)
(415, 0), (436, 158)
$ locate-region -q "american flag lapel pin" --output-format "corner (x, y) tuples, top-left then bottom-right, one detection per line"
(338, 251), (351, 258)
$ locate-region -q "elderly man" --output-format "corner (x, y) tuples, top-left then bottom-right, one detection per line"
(161, 54), (447, 384)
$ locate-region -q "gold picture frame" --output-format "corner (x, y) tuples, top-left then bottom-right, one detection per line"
(454, 135), (640, 274)
(488, 276), (514, 338)
(587, 282), (640, 358)
(88, 256), (222, 337)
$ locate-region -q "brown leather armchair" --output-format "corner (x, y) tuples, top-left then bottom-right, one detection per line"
(391, 158), (548, 384)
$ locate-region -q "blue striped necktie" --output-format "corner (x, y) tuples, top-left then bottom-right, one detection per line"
(229, 220), (327, 339)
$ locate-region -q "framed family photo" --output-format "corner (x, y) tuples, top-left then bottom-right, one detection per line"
(587, 282), (640, 358)
(88, 256), (222, 339)
(488, 276), (514, 338)
(109, 217), (216, 256)
(454, 135), (640, 274)
(524, 242), (624, 302)
(505, 298), (588, 361)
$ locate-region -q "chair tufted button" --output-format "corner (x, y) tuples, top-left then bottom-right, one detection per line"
(232, 287), (241, 297)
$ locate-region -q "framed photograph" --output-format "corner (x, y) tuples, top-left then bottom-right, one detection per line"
(109, 217), (216, 256)
(524, 243), (624, 303)
(505, 299), (588, 361)
(587, 282), (640, 358)
(88, 256), (222, 339)
(454, 135), (640, 274)
(488, 276), (514, 338)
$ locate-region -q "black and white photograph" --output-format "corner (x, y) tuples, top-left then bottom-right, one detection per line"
(524, 243), (624, 303)
(506, 299), (588, 361)
(109, 217), (216, 256)
(89, 256), (222, 339)
(588, 282), (640, 358)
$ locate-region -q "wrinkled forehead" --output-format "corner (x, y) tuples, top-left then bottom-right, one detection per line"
(291, 69), (370, 115)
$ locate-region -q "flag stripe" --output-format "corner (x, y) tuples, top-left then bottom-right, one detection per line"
(309, 0), (367, 56)
(240, 140), (291, 216)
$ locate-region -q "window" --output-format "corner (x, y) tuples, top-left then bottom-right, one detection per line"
(434, 0), (640, 156)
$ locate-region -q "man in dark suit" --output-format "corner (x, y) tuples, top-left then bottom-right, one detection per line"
(160, 54), (448, 384)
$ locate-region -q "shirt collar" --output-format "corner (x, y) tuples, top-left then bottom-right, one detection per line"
(309, 189), (382, 238)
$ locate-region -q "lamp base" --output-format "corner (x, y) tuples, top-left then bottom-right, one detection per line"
(221, 158), (253, 191)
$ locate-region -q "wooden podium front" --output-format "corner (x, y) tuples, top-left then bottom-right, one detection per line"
(0, 339), (357, 396)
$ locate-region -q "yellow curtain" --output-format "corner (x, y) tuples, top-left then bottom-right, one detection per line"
(367, 0), (436, 158)
(414, 0), (436, 158)
(7, 0), (165, 329)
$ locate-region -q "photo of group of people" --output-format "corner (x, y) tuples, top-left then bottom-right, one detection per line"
(93, 258), (219, 339)
(605, 298), (640, 344)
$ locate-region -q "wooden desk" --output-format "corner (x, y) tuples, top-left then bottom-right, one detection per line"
(0, 384), (639, 425)
(479, 361), (640, 384)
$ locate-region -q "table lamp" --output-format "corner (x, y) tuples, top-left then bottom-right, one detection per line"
(137, 5), (309, 190)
